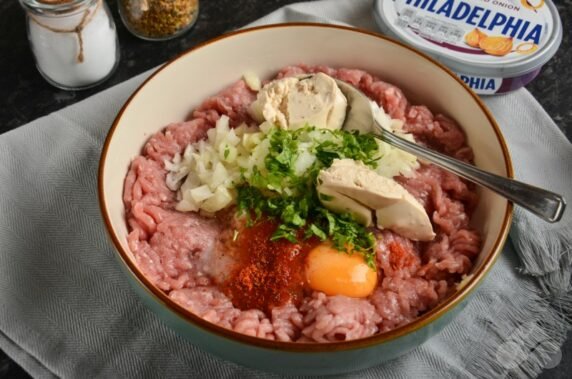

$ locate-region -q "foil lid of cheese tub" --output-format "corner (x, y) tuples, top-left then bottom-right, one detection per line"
(374, 0), (562, 94)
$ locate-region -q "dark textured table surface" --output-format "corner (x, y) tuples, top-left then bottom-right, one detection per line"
(1, 0), (570, 378)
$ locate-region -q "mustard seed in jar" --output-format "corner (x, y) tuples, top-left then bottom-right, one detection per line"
(118, 0), (199, 41)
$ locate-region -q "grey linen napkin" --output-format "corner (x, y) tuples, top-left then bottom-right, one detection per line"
(1, 0), (571, 378)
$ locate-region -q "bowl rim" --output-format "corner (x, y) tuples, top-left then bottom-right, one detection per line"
(98, 22), (514, 352)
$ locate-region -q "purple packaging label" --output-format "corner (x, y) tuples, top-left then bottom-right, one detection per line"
(375, 0), (561, 94)
(383, 0), (553, 64)
(456, 67), (541, 94)
(457, 74), (503, 94)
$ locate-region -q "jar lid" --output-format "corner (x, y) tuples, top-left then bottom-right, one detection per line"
(374, 0), (562, 77)
(20, 0), (92, 13)
(37, 0), (74, 4)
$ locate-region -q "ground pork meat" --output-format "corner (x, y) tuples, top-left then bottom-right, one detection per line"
(123, 65), (480, 342)
(300, 292), (381, 342)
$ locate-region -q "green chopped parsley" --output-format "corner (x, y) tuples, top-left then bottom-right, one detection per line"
(236, 126), (380, 267)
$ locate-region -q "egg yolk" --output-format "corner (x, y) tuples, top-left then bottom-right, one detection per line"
(305, 244), (377, 298)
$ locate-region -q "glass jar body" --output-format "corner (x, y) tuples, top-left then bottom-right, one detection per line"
(118, 0), (199, 41)
(21, 0), (120, 90)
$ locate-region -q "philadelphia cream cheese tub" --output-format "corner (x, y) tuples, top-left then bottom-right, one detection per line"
(374, 0), (562, 95)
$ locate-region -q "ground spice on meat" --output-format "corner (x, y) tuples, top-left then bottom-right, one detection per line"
(389, 241), (419, 270)
(221, 218), (317, 313)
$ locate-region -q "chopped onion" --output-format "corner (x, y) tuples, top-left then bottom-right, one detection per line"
(164, 107), (419, 214)
(190, 185), (214, 203)
(201, 186), (233, 213)
(243, 71), (261, 91)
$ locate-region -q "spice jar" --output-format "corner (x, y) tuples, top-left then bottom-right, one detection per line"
(118, 0), (199, 41)
(19, 0), (120, 90)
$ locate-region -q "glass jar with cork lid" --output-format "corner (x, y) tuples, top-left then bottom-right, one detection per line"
(118, 0), (199, 41)
(19, 0), (120, 90)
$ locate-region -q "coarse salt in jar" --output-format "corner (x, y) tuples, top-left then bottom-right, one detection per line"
(20, 0), (120, 90)
(374, 0), (562, 95)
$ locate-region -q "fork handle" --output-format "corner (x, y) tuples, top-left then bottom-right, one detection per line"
(377, 127), (566, 223)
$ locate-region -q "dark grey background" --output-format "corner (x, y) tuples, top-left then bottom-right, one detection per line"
(1, 0), (570, 378)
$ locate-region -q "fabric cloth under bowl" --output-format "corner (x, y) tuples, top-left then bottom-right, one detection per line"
(1, 0), (571, 378)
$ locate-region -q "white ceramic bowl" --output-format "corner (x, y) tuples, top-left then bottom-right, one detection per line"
(99, 23), (513, 375)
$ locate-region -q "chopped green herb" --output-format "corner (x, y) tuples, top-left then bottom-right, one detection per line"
(236, 125), (379, 267)
(308, 223), (327, 241)
(319, 193), (334, 202)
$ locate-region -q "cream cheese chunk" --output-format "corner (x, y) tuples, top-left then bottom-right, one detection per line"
(317, 159), (435, 241)
(374, 192), (435, 242)
(316, 184), (373, 227)
(242, 70), (261, 91)
(249, 73), (347, 131)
